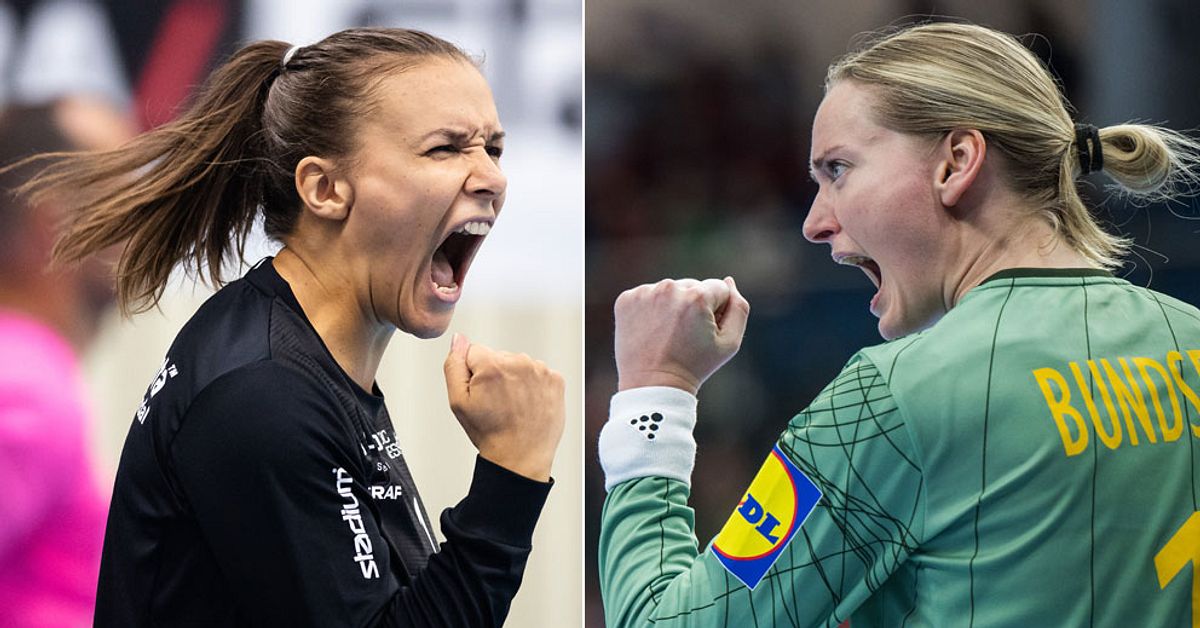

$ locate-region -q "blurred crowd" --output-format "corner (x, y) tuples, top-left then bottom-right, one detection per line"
(585, 0), (1200, 624)
(0, 2), (141, 622)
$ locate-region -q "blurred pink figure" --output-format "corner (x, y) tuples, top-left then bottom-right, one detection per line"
(0, 100), (133, 627)
(0, 312), (107, 627)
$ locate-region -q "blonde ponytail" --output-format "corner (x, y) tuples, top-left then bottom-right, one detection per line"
(1095, 124), (1200, 202)
(828, 22), (1200, 270)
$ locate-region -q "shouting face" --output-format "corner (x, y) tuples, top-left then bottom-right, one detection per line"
(805, 80), (955, 340)
(341, 57), (506, 338)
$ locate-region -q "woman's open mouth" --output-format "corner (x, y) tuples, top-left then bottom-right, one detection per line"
(837, 254), (883, 313)
(430, 220), (491, 300)
(838, 254), (882, 289)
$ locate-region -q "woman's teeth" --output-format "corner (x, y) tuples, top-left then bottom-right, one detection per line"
(457, 221), (491, 236)
(837, 255), (882, 289)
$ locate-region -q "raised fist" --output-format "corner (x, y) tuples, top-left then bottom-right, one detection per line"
(443, 334), (565, 482)
(614, 277), (750, 395)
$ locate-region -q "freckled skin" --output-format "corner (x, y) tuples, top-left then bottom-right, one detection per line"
(804, 82), (953, 340)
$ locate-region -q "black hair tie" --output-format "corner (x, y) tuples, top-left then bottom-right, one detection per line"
(1074, 123), (1104, 175)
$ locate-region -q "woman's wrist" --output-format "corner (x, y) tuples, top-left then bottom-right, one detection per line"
(478, 446), (554, 482)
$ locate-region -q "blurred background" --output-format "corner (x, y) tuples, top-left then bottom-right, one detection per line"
(586, 0), (1200, 624)
(0, 0), (581, 626)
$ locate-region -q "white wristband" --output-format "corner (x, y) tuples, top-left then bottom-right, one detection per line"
(598, 386), (698, 491)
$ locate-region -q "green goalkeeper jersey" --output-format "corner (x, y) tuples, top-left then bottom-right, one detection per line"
(599, 268), (1200, 626)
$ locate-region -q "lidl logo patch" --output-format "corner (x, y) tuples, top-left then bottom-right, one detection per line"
(711, 445), (821, 589)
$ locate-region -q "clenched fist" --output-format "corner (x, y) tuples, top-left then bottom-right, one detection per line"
(614, 277), (750, 394)
(443, 334), (565, 482)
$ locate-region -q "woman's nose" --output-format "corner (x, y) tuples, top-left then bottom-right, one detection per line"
(466, 150), (507, 200)
(802, 195), (839, 243)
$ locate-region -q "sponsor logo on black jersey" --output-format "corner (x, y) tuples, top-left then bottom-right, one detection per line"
(370, 428), (403, 459)
(136, 357), (178, 424)
(334, 467), (380, 579)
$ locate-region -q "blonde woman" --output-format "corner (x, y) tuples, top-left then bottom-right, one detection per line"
(599, 22), (1200, 626)
(23, 28), (564, 627)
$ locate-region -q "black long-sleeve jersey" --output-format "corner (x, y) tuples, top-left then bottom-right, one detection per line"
(95, 258), (552, 627)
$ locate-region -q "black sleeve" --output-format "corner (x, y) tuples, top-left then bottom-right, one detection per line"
(169, 361), (552, 627)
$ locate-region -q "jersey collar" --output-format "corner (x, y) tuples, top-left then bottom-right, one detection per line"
(978, 267), (1114, 286)
(243, 257), (387, 401)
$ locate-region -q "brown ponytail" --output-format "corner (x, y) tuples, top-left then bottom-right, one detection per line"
(17, 28), (471, 314)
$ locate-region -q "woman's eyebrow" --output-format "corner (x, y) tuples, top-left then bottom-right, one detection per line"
(809, 144), (847, 180)
(809, 144), (844, 171)
(418, 128), (470, 144)
(417, 128), (506, 144)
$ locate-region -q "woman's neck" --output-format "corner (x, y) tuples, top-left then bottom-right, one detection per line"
(272, 247), (392, 393)
(946, 207), (1100, 309)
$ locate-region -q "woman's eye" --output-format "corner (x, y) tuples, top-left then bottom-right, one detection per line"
(828, 161), (848, 180)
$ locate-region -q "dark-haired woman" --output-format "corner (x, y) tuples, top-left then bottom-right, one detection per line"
(24, 29), (564, 627)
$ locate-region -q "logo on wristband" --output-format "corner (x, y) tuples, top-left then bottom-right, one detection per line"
(711, 445), (821, 589)
(628, 412), (663, 440)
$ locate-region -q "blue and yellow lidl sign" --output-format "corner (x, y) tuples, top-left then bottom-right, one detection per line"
(711, 445), (822, 589)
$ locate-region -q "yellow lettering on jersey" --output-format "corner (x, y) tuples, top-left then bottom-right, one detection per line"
(1169, 351), (1200, 438)
(1186, 349), (1200, 436)
(1134, 357), (1183, 442)
(1036, 350), (1200, 458)
(1069, 361), (1122, 449)
(1034, 367), (1088, 456)
(1155, 511), (1200, 628)
(1187, 350), (1200, 376)
(1101, 358), (1157, 446)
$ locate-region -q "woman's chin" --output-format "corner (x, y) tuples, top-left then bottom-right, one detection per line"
(878, 304), (943, 341)
(397, 308), (455, 340)
(875, 299), (909, 340)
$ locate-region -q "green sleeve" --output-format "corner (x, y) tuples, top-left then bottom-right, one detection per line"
(598, 355), (927, 627)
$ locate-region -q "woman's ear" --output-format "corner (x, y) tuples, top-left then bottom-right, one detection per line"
(934, 129), (986, 208)
(294, 156), (354, 221)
